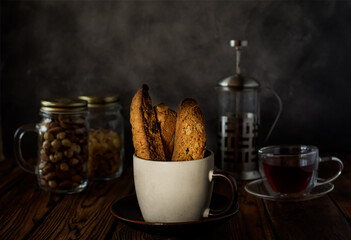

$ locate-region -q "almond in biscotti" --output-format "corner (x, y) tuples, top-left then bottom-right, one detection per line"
(130, 84), (166, 160)
(154, 103), (177, 160)
(171, 98), (206, 161)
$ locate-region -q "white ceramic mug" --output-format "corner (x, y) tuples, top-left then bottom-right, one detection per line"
(133, 150), (237, 223)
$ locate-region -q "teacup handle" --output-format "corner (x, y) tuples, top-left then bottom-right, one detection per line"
(203, 170), (238, 218)
(13, 123), (37, 174)
(315, 156), (344, 186)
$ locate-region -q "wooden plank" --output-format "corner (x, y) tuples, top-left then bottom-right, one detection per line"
(0, 165), (26, 196)
(0, 157), (40, 196)
(26, 165), (134, 240)
(114, 222), (220, 240)
(113, 223), (146, 240)
(214, 181), (275, 239)
(263, 154), (351, 240)
(0, 171), (63, 239)
(264, 196), (351, 240)
(232, 181), (275, 240)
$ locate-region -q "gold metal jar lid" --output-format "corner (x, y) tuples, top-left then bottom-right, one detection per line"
(78, 95), (120, 108)
(40, 98), (88, 112)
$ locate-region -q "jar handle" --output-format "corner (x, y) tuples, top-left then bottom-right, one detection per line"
(13, 123), (37, 174)
(261, 87), (283, 144)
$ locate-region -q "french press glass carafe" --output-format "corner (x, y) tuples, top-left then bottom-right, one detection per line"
(216, 40), (282, 180)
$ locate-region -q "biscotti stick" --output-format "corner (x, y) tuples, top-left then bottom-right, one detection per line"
(154, 103), (177, 160)
(130, 84), (166, 160)
(172, 98), (206, 161)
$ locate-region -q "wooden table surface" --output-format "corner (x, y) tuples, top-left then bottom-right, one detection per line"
(1, 154), (351, 240)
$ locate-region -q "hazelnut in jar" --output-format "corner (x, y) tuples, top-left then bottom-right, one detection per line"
(79, 95), (124, 180)
(14, 98), (89, 194)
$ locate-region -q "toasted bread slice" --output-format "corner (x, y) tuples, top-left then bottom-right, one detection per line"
(172, 98), (206, 161)
(130, 85), (166, 160)
(154, 103), (177, 160)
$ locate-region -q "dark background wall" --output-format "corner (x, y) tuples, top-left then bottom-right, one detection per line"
(1, 1), (351, 161)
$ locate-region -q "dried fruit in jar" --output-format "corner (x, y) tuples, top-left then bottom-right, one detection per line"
(88, 128), (121, 178)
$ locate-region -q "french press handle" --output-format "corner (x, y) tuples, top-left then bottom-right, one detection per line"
(261, 87), (283, 144)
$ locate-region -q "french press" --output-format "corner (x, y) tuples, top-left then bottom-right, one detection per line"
(216, 40), (282, 180)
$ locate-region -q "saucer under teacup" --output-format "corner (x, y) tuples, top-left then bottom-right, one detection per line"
(245, 178), (334, 202)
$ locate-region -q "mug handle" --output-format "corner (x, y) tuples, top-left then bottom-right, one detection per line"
(315, 156), (344, 186)
(13, 123), (37, 174)
(203, 170), (238, 218)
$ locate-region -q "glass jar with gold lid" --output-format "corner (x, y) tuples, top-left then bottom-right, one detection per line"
(79, 95), (124, 180)
(14, 98), (89, 194)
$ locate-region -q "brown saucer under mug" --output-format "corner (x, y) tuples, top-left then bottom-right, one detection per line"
(110, 193), (239, 236)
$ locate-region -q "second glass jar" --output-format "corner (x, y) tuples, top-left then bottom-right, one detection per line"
(79, 95), (124, 180)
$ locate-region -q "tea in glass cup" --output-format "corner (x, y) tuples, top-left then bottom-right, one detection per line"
(258, 145), (343, 196)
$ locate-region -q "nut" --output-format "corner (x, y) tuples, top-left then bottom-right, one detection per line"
(54, 152), (63, 161)
(49, 154), (57, 163)
(69, 158), (79, 166)
(60, 122), (70, 129)
(60, 162), (69, 171)
(72, 175), (82, 183)
(76, 155), (84, 163)
(44, 132), (54, 141)
(64, 149), (74, 158)
(48, 122), (60, 128)
(61, 139), (72, 147)
(40, 151), (49, 161)
(45, 172), (57, 180)
(72, 117), (85, 124)
(39, 162), (46, 169)
(42, 165), (54, 175)
(58, 180), (73, 188)
(70, 135), (80, 144)
(40, 178), (48, 187)
(48, 180), (57, 188)
(51, 139), (61, 150)
(56, 132), (66, 140)
(48, 126), (62, 134)
(42, 140), (51, 150)
(72, 144), (81, 154)
(75, 127), (87, 136)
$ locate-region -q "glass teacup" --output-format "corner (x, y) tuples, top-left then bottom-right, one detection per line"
(258, 145), (343, 197)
